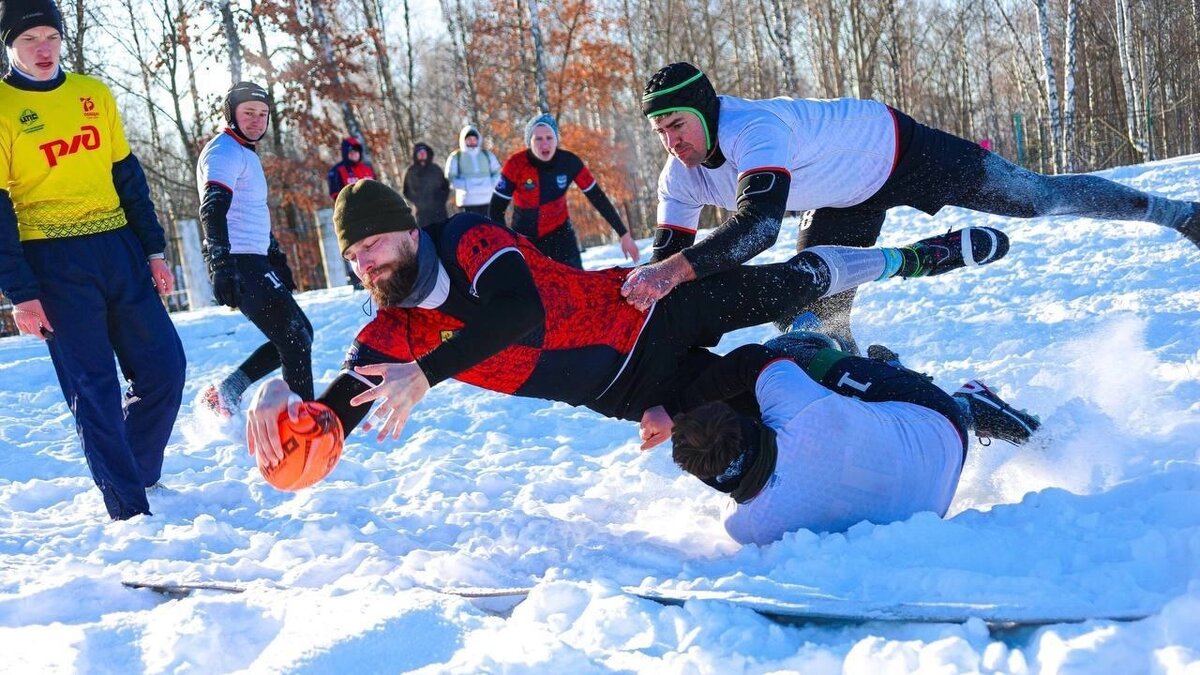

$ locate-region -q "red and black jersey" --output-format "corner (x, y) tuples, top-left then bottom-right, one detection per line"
(490, 149), (627, 240)
(328, 161), (376, 199)
(345, 214), (648, 407)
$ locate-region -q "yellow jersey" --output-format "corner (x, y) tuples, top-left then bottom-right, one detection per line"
(0, 73), (132, 242)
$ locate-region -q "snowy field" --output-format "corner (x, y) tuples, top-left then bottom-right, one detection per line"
(1, 156), (1198, 673)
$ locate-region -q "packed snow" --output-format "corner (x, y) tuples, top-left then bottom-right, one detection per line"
(1, 156), (1198, 674)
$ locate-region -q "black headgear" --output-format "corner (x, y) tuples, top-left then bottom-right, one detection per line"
(642, 63), (720, 154)
(1, 0), (64, 47)
(222, 81), (271, 142)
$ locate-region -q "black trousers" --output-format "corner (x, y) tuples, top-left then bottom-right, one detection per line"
(531, 223), (583, 269)
(230, 254), (315, 399)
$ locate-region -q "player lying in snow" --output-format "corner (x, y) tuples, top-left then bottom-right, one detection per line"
(638, 332), (1040, 544)
(245, 179), (1013, 465)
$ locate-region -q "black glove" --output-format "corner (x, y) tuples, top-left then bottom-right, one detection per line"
(267, 238), (297, 291)
(205, 245), (241, 308)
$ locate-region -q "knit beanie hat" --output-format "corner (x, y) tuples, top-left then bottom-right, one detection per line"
(524, 113), (558, 147)
(642, 63), (720, 153)
(334, 179), (417, 253)
(1, 0), (63, 46)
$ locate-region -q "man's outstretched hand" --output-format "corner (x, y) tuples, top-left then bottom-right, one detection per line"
(349, 362), (431, 442)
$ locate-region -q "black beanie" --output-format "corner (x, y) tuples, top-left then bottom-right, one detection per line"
(334, 179), (417, 254)
(642, 63), (720, 154)
(1, 0), (64, 46)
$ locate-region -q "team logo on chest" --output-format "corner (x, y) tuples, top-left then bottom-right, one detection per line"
(522, 178), (536, 191)
(556, 175), (568, 189)
(440, 329), (457, 342)
(80, 97), (99, 119)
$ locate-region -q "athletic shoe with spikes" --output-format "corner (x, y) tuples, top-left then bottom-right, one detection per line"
(198, 383), (238, 419)
(953, 380), (1041, 446)
(898, 227), (1010, 278)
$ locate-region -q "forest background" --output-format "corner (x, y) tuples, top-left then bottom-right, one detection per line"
(0, 0), (1197, 322)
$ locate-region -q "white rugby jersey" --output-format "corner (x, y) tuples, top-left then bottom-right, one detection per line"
(723, 360), (964, 545)
(656, 95), (898, 230)
(196, 130), (272, 255)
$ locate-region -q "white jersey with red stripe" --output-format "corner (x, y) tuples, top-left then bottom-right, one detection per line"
(723, 359), (964, 545)
(196, 130), (272, 255)
(656, 95), (898, 230)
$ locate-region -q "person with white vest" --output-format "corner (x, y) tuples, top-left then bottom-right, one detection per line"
(445, 125), (501, 215)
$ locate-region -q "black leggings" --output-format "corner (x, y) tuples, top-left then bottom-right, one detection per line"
(232, 254), (315, 399)
(797, 109), (1171, 348)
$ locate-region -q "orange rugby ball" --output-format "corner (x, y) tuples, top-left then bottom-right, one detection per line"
(259, 401), (344, 491)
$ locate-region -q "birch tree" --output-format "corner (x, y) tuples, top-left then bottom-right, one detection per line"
(1115, 0), (1149, 160)
(1034, 0), (1062, 171)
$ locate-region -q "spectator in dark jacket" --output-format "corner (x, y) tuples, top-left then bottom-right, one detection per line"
(327, 136), (376, 199)
(402, 142), (450, 228)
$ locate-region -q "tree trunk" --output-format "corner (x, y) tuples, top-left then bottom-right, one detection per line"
(1034, 0), (1062, 172)
(218, 0), (244, 83)
(66, 0), (87, 73)
(1061, 0), (1078, 171)
(362, 0), (411, 163)
(524, 0), (551, 112)
(759, 0), (799, 93)
(1115, 0), (1148, 159)
(310, 0), (364, 139)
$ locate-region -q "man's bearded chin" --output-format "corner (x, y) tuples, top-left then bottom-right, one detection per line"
(365, 261), (418, 307)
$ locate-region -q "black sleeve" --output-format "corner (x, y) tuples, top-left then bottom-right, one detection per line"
(402, 170), (415, 202)
(649, 226), (697, 263)
(0, 190), (38, 304)
(199, 182), (234, 248)
(680, 168), (790, 278)
(415, 249), (544, 386)
(112, 153), (167, 255)
(582, 184), (627, 237)
(488, 192), (509, 223)
(677, 343), (781, 412)
(317, 371), (378, 434)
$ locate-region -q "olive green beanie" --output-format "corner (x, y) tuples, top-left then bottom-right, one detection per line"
(333, 179), (417, 253)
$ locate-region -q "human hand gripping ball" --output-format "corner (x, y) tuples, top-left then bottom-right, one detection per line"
(258, 401), (345, 491)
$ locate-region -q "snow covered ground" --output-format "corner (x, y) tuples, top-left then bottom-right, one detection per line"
(1, 156), (1198, 674)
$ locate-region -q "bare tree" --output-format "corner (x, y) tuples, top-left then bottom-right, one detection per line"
(439, 0), (482, 126)
(216, 0), (244, 83)
(1115, 0), (1149, 159)
(524, 0), (551, 111)
(1061, 0), (1078, 171)
(758, 0), (799, 92)
(363, 0), (413, 157)
(1034, 0), (1062, 171)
